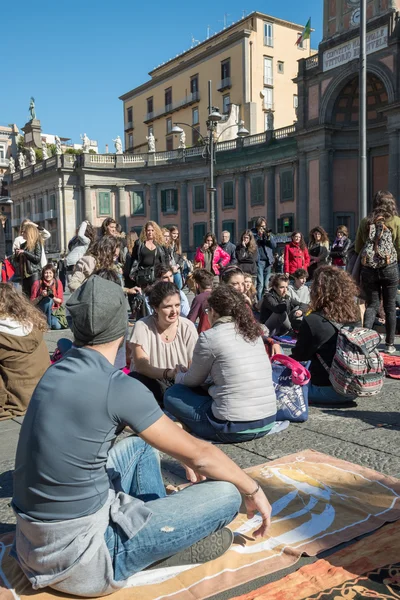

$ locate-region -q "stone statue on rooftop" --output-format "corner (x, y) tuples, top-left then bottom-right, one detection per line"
(178, 130), (186, 149)
(113, 135), (123, 154)
(18, 152), (26, 170)
(8, 156), (15, 174)
(55, 136), (62, 155)
(42, 140), (49, 160)
(146, 132), (156, 153)
(29, 97), (36, 120)
(81, 133), (90, 153)
(28, 147), (36, 166)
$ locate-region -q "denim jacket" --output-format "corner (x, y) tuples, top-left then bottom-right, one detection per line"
(252, 230), (276, 265)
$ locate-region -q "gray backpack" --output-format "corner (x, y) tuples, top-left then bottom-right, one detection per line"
(361, 217), (397, 268)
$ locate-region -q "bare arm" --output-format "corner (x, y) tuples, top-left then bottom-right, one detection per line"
(140, 415), (272, 536)
(130, 343), (175, 380)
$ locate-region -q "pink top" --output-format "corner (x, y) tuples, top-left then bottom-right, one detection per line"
(194, 245), (230, 275)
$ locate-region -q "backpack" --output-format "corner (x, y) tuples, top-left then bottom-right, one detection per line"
(361, 217), (397, 268)
(317, 320), (384, 398)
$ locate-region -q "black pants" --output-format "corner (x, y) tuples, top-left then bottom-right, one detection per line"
(361, 263), (399, 345)
(128, 371), (167, 406)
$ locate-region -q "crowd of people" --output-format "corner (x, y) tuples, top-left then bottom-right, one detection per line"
(0, 189), (399, 595)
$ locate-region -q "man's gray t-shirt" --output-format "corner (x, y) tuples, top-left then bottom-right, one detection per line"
(13, 347), (163, 520)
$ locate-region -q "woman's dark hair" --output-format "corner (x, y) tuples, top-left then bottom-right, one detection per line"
(291, 231), (306, 250)
(88, 235), (121, 270)
(85, 221), (96, 244)
(221, 265), (244, 284)
(240, 229), (257, 254)
(270, 273), (289, 290)
(148, 281), (180, 310)
(203, 232), (217, 252)
(101, 217), (117, 236)
(192, 268), (214, 290)
(154, 264), (172, 280)
(93, 268), (122, 286)
(41, 263), (57, 280)
(310, 265), (360, 323)
(309, 226), (329, 246)
(369, 190), (398, 222)
(336, 225), (349, 237)
(208, 285), (263, 343)
(255, 217), (267, 229)
(293, 268), (308, 279)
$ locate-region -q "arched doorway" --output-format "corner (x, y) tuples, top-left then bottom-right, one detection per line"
(331, 74), (388, 126)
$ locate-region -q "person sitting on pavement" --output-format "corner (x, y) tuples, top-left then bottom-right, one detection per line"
(68, 235), (122, 292)
(291, 265), (360, 405)
(30, 263), (67, 330)
(11, 274), (272, 597)
(187, 269), (214, 333)
(129, 281), (198, 404)
(0, 283), (49, 420)
(287, 268), (310, 307)
(194, 232), (230, 279)
(259, 274), (303, 336)
(219, 230), (237, 264)
(152, 264), (190, 317)
(164, 285), (277, 443)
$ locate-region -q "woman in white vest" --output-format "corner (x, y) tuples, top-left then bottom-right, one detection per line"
(164, 284), (277, 443)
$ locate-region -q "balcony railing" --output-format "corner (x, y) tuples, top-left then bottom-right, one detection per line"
(123, 154), (146, 163)
(125, 121), (134, 131)
(32, 212), (44, 222)
(217, 77), (232, 92)
(44, 209), (58, 219)
(144, 91), (200, 122)
(305, 55), (319, 70)
(273, 124), (296, 139)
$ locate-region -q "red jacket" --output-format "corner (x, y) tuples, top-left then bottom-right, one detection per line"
(194, 245), (230, 276)
(284, 242), (310, 275)
(31, 278), (64, 310)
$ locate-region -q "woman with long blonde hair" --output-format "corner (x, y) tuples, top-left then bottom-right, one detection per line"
(13, 219), (51, 268)
(14, 223), (43, 296)
(129, 221), (169, 288)
(0, 283), (49, 420)
(170, 226), (184, 290)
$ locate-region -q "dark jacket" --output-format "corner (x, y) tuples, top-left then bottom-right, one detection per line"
(130, 240), (168, 270)
(220, 241), (237, 264)
(291, 312), (358, 387)
(308, 243), (330, 278)
(0, 222), (5, 262)
(330, 237), (351, 265)
(252, 229), (276, 265)
(260, 288), (298, 325)
(171, 244), (184, 270)
(19, 242), (42, 278)
(235, 244), (258, 275)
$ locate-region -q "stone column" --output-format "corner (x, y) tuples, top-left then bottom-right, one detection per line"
(388, 130), (400, 202)
(297, 152), (308, 235)
(116, 185), (127, 231)
(237, 173), (247, 233)
(83, 186), (92, 222)
(150, 184), (158, 222)
(266, 167), (276, 230)
(180, 181), (189, 253)
(319, 149), (333, 236)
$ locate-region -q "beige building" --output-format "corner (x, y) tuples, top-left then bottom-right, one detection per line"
(120, 12), (310, 153)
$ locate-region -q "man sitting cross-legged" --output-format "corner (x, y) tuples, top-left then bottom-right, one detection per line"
(11, 274), (272, 597)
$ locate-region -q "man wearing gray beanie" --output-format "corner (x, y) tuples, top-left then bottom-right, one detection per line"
(11, 274), (272, 597)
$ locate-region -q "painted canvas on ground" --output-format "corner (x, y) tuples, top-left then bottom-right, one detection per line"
(1, 449), (400, 600)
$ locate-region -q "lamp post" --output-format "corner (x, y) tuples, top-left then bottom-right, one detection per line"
(359, 0), (367, 220)
(171, 79), (249, 234)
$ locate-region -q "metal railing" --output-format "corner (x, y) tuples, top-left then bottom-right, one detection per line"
(145, 92), (200, 121)
(125, 121), (134, 130)
(217, 77), (232, 91)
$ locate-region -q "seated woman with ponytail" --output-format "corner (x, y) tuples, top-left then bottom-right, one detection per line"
(164, 285), (277, 443)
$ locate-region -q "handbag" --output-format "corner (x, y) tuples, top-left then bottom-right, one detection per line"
(52, 305), (68, 329)
(136, 266), (155, 287)
(271, 354), (311, 422)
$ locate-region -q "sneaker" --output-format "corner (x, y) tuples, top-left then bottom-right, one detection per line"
(148, 527), (234, 569)
(385, 344), (396, 354)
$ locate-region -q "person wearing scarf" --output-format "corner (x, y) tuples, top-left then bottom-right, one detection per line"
(284, 231), (310, 276)
(330, 225), (351, 268)
(31, 263), (65, 330)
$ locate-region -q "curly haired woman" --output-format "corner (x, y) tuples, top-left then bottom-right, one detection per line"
(68, 236), (122, 292)
(0, 283), (49, 420)
(308, 226), (330, 280)
(164, 285), (277, 443)
(128, 221), (168, 289)
(291, 265), (360, 404)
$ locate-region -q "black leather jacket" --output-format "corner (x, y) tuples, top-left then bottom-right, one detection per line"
(20, 241), (42, 277)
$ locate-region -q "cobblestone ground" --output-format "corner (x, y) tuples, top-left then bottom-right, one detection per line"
(1, 328), (399, 599)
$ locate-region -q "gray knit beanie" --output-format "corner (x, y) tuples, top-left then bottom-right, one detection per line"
(66, 275), (127, 346)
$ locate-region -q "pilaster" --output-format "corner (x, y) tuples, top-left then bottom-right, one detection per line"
(237, 173), (247, 233)
(266, 167), (276, 230)
(180, 181), (189, 252)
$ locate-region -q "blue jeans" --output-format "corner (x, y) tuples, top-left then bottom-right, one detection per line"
(104, 437), (241, 580)
(173, 271), (183, 290)
(257, 262), (272, 301)
(37, 297), (62, 330)
(164, 384), (269, 443)
(308, 383), (356, 404)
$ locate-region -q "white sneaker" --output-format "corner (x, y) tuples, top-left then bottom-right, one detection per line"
(385, 344), (396, 354)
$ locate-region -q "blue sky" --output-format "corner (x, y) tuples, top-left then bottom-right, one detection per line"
(2, 1), (322, 151)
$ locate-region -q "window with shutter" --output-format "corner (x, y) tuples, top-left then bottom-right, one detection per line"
(280, 171), (294, 202)
(98, 191), (111, 215)
(161, 189), (178, 213)
(130, 191), (145, 216)
(193, 223), (206, 249)
(49, 194), (56, 210)
(193, 185), (205, 211)
(223, 181), (234, 208)
(222, 220), (236, 243)
(251, 177), (264, 206)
